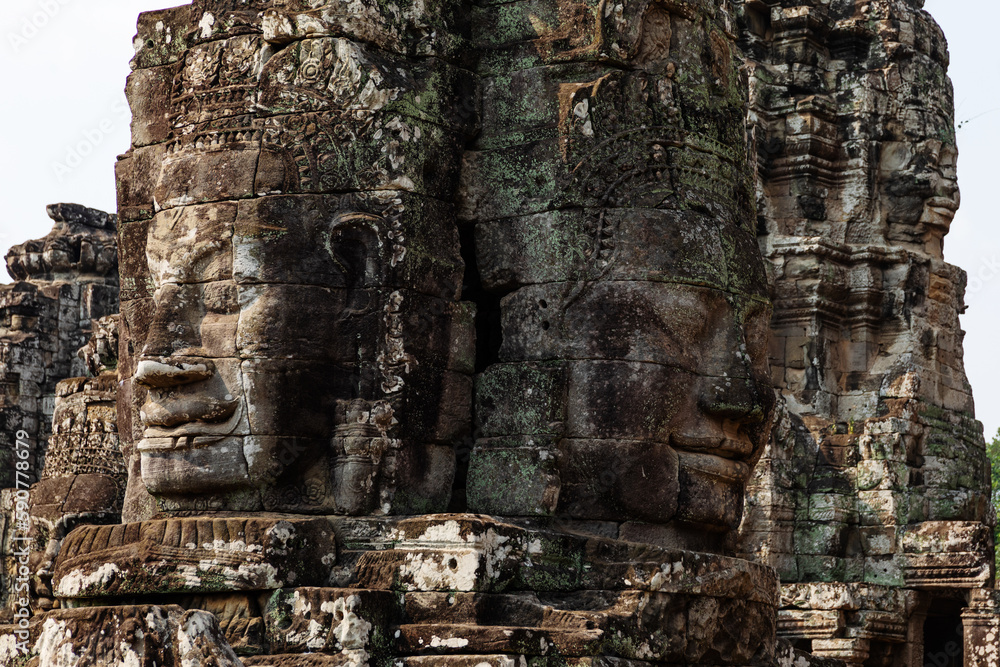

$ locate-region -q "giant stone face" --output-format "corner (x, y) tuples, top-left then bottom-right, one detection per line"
(462, 0), (775, 548)
(118, 0), (774, 548)
(120, 23), (473, 515)
(134, 195), (467, 513)
(137, 201), (365, 506)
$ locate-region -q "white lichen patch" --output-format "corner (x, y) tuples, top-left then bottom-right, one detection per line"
(177, 611), (242, 667)
(55, 563), (120, 598)
(0, 633), (23, 665)
(282, 617), (327, 651)
(35, 619), (78, 667)
(400, 549), (481, 591)
(177, 564), (206, 589)
(261, 12), (296, 42)
(482, 530), (513, 580)
(118, 639), (142, 667)
(389, 520), (527, 590)
(306, 619), (327, 649)
(330, 595), (373, 650)
(398, 519), (463, 544)
(429, 635), (469, 648)
(184, 559), (283, 590)
(266, 521), (296, 547)
(197, 539), (263, 554)
(145, 608), (171, 636)
(341, 648), (371, 667)
(647, 560), (685, 591)
(198, 12), (216, 39)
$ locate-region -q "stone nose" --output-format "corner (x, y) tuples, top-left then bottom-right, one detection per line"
(698, 373), (767, 425)
(139, 282), (208, 359)
(698, 319), (769, 426)
(134, 358), (214, 389)
(932, 178), (960, 207)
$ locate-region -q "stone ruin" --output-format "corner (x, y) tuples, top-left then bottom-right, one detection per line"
(0, 204), (118, 484)
(736, 1), (997, 664)
(0, 204), (119, 614)
(0, 0), (996, 666)
(25, 314), (125, 615)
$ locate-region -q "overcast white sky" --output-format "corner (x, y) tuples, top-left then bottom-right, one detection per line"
(0, 1), (997, 436)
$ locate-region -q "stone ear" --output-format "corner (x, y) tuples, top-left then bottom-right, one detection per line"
(328, 212), (389, 289)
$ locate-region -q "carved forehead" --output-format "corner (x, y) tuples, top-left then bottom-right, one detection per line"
(147, 203), (236, 285)
(476, 207), (768, 300)
(143, 198), (383, 288)
(141, 193), (463, 298)
(231, 193), (462, 296)
(499, 280), (771, 379)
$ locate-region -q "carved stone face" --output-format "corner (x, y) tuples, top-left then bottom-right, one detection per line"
(119, 9), (472, 516)
(130, 192), (465, 514)
(462, 0), (773, 547)
(472, 207), (774, 540)
(877, 33), (961, 258)
(134, 200), (361, 510)
(554, 280), (774, 533)
(121, 0), (770, 541)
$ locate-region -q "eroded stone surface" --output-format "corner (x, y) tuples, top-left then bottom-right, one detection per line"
(0, 204), (118, 485)
(463, 0), (775, 550)
(0, 205), (119, 615)
(260, 517), (777, 664)
(42, 514), (780, 664)
(17, 317), (126, 614)
(0, 605), (241, 666)
(734, 0), (998, 663)
(53, 516), (335, 599)
(117, 4), (475, 518)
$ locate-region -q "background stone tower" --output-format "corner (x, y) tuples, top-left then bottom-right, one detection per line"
(0, 204), (118, 484)
(0, 206), (119, 615)
(735, 1), (997, 665)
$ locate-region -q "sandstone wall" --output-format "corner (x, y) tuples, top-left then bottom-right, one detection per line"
(0, 204), (118, 484)
(0, 208), (120, 617)
(734, 1), (995, 665)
